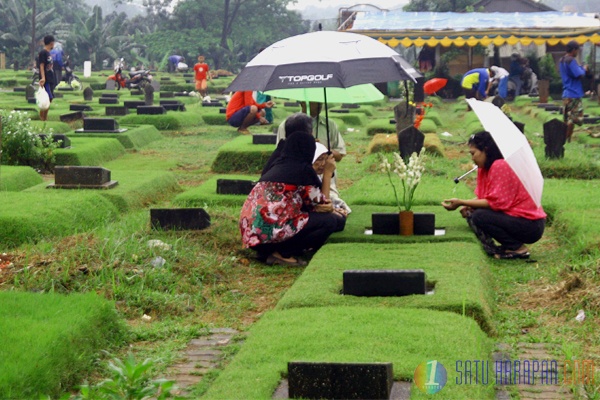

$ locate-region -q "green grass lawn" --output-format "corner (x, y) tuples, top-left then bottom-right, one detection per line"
(72, 124), (164, 149)
(202, 306), (494, 399)
(211, 135), (276, 173)
(174, 174), (258, 207)
(0, 166), (43, 191)
(0, 291), (124, 399)
(276, 241), (493, 332)
(54, 137), (126, 166)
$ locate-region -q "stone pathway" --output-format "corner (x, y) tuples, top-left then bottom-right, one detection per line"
(495, 343), (576, 400)
(165, 328), (238, 397)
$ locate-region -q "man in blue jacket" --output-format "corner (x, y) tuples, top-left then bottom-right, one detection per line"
(559, 40), (588, 142)
(461, 68), (490, 101)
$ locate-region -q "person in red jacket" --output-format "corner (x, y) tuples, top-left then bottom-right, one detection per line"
(193, 55), (211, 97)
(225, 91), (273, 134)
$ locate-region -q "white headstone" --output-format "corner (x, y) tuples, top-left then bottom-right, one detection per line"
(83, 61), (92, 78)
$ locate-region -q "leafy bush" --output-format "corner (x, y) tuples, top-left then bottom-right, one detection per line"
(0, 110), (61, 172)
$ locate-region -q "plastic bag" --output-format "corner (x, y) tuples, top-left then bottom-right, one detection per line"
(177, 62), (188, 71)
(35, 86), (50, 111)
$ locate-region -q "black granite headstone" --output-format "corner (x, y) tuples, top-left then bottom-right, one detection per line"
(49, 166), (117, 189)
(123, 100), (146, 109)
(99, 97), (119, 104)
(70, 104), (93, 112)
(27, 98), (36, 104)
(57, 86), (74, 91)
(202, 102), (223, 107)
(159, 100), (181, 105)
(162, 104), (185, 111)
(543, 119), (567, 159)
(38, 134), (71, 148)
(174, 92), (188, 97)
(413, 213), (435, 235)
(393, 101), (416, 134)
(13, 87), (26, 92)
(160, 77), (171, 81)
(513, 121), (525, 133)
(583, 116), (600, 124)
(330, 109), (350, 113)
(284, 102), (301, 107)
(216, 179), (256, 195)
(150, 208), (211, 231)
(105, 106), (129, 116)
(491, 96), (505, 109)
(83, 87), (94, 101)
(137, 106), (166, 115)
(183, 73), (193, 78)
(60, 111), (84, 123)
(288, 362), (393, 400)
(371, 213), (399, 235)
(80, 118), (122, 132)
(397, 126), (424, 161)
(101, 93), (119, 98)
(343, 270), (426, 296)
(252, 134), (277, 145)
(160, 92), (174, 98)
(219, 108), (227, 114)
(341, 104), (360, 109)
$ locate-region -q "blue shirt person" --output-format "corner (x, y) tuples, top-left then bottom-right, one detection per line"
(559, 40), (588, 142)
(168, 55), (184, 73)
(461, 68), (490, 100)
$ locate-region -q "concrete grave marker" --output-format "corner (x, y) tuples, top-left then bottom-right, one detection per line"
(105, 80), (117, 90)
(414, 77), (425, 103)
(288, 362), (394, 400)
(105, 106), (129, 116)
(101, 93), (119, 98)
(330, 109), (350, 113)
(413, 213), (435, 235)
(99, 97), (119, 104)
(150, 208), (211, 231)
(161, 103), (185, 111)
(83, 86), (94, 101)
(371, 213), (399, 235)
(144, 84), (155, 105)
(343, 270), (426, 296)
(543, 119), (567, 159)
(150, 79), (160, 92)
(60, 111), (84, 123)
(38, 134), (71, 148)
(160, 91), (174, 98)
(123, 100), (146, 109)
(202, 102), (223, 107)
(131, 90), (143, 96)
(341, 103), (360, 109)
(397, 126), (424, 161)
(216, 179), (255, 195)
(393, 101), (416, 134)
(25, 85), (35, 100)
(219, 108), (227, 114)
(13, 87), (26, 92)
(48, 166), (118, 189)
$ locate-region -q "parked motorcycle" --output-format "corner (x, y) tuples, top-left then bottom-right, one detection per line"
(107, 58), (153, 90)
(63, 57), (82, 90)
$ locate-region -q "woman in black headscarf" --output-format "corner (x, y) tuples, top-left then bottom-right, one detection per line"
(240, 132), (338, 266)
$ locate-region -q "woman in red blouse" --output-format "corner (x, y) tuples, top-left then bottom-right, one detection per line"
(240, 132), (339, 266)
(442, 131), (546, 259)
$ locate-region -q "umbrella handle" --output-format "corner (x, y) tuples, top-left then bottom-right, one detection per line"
(454, 166), (478, 184)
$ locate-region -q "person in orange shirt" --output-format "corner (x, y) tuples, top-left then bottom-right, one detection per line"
(193, 55), (211, 97)
(225, 91), (273, 135)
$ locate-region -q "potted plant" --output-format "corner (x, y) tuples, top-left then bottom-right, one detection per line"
(378, 148), (427, 235)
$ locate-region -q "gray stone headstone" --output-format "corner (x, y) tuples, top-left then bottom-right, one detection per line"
(83, 86), (94, 101)
(343, 270), (426, 296)
(48, 166), (117, 189)
(288, 362), (393, 400)
(150, 208), (211, 231)
(105, 106), (129, 116)
(543, 119), (567, 159)
(397, 126), (424, 161)
(216, 179), (255, 195)
(414, 77), (425, 103)
(393, 101), (416, 134)
(25, 84), (36, 100)
(105, 80), (117, 90)
(144, 84), (155, 105)
(150, 79), (160, 92)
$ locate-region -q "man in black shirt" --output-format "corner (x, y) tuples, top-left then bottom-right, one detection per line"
(38, 34), (55, 121)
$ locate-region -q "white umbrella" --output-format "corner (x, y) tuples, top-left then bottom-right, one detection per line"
(226, 30), (420, 92)
(466, 98), (544, 207)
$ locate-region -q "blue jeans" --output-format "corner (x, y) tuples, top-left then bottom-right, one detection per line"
(498, 76), (508, 99)
(510, 76), (522, 97)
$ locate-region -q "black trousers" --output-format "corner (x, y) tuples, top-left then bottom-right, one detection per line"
(251, 212), (344, 259)
(468, 209), (545, 252)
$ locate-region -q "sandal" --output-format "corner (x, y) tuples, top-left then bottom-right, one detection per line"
(494, 251), (530, 260)
(265, 254), (307, 267)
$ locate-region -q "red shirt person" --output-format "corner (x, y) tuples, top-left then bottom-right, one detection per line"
(193, 55), (211, 97)
(225, 91), (273, 135)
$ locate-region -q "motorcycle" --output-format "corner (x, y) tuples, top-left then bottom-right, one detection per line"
(107, 58), (153, 90)
(63, 57), (82, 90)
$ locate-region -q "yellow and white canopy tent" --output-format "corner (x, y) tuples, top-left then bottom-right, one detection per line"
(343, 11), (600, 48)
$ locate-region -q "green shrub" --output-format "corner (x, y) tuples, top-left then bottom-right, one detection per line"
(0, 191), (119, 247)
(0, 291), (125, 399)
(54, 138), (126, 166)
(0, 166), (43, 191)
(211, 135), (275, 173)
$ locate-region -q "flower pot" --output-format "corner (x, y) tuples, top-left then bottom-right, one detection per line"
(399, 211), (414, 236)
